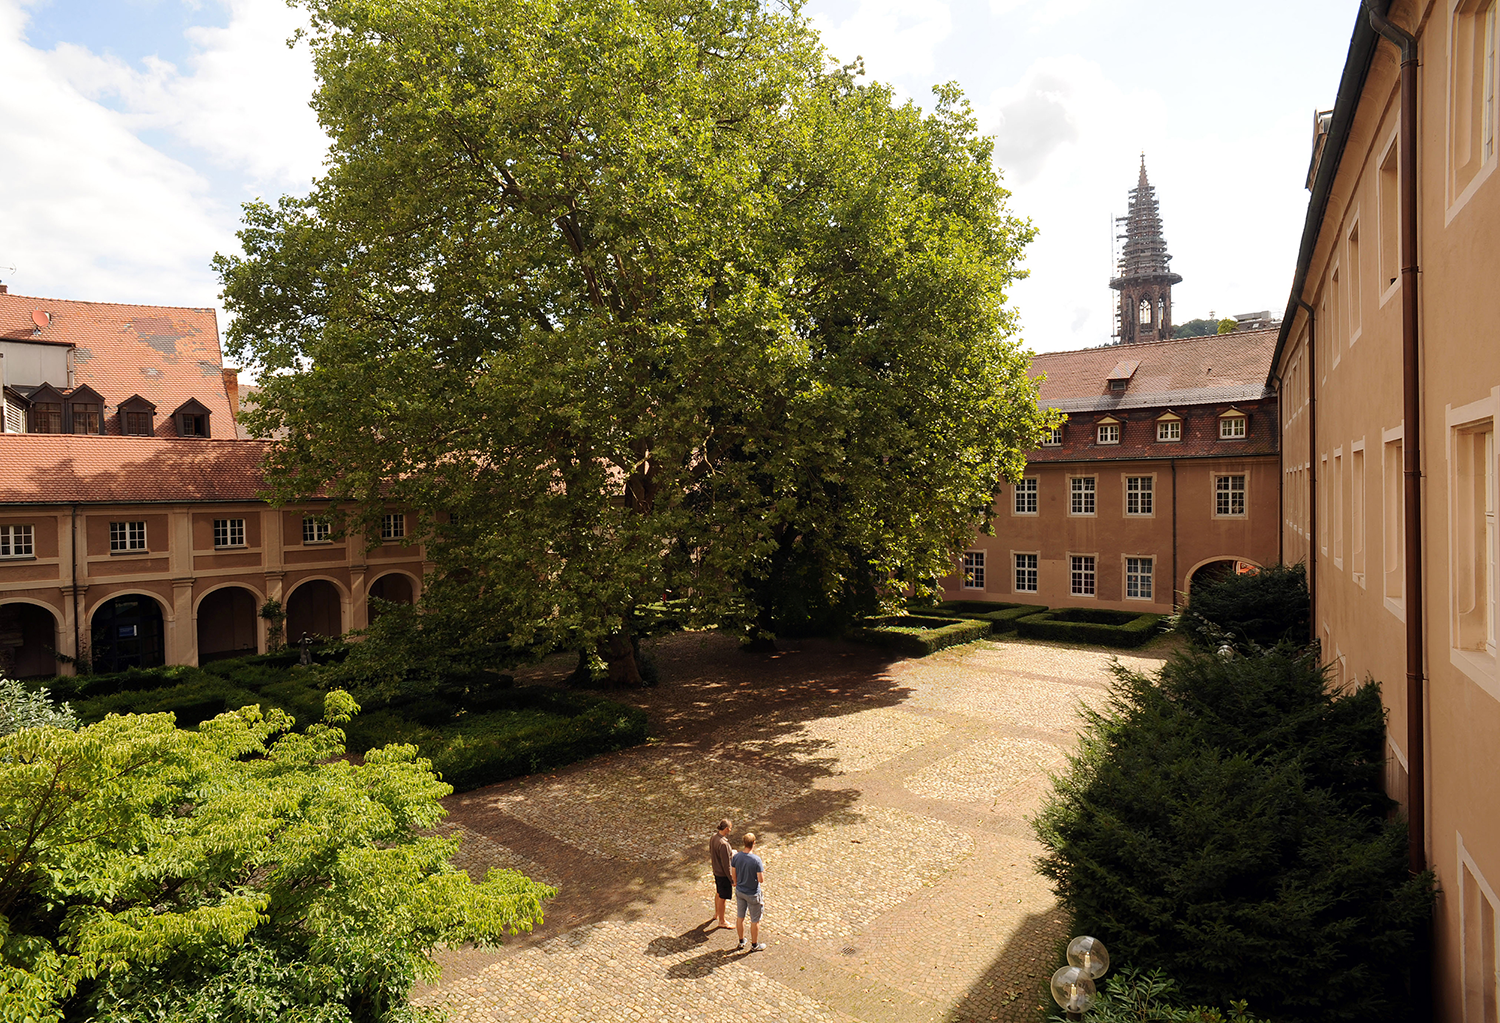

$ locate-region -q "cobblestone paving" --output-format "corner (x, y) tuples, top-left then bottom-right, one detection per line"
(423, 631), (1180, 1023)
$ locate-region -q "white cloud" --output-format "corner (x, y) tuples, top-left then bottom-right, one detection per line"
(811, 0), (953, 85)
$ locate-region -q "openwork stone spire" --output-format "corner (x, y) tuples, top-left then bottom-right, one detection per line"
(1110, 155), (1182, 343)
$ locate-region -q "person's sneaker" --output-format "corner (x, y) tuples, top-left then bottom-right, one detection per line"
(737, 939), (747, 950)
(751, 943), (767, 951)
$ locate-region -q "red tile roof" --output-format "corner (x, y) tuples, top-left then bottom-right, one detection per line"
(0, 435), (271, 504)
(1026, 397), (1279, 462)
(1031, 328), (1279, 412)
(0, 291), (233, 437)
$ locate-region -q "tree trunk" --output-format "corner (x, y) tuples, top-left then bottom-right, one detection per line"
(597, 631), (644, 687)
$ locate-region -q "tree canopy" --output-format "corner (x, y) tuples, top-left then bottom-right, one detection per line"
(0, 696), (552, 1023)
(218, 0), (1049, 681)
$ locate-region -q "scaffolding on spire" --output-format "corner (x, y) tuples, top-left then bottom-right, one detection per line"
(1109, 156), (1182, 343)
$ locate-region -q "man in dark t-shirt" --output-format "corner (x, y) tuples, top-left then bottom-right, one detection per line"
(731, 832), (766, 951)
(708, 818), (734, 928)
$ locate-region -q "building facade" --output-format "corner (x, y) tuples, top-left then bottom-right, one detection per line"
(944, 331), (1282, 610)
(0, 292), (424, 677)
(1273, 1), (1500, 1017)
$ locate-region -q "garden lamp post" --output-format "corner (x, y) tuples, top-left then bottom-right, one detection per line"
(1050, 935), (1109, 1020)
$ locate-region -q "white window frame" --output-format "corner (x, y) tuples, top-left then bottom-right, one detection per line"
(1013, 552), (1038, 594)
(1013, 477), (1038, 515)
(1069, 476), (1097, 517)
(1125, 556), (1154, 600)
(0, 524), (35, 559)
(1156, 419), (1181, 442)
(381, 513), (406, 542)
(302, 517), (332, 545)
(1219, 415), (1248, 440)
(1458, 832), (1500, 1023)
(1447, 0), (1499, 220)
(1069, 554), (1096, 597)
(1041, 425), (1063, 447)
(1125, 475), (1154, 517)
(1214, 474), (1247, 518)
(1384, 424), (1406, 619)
(962, 550), (986, 590)
(1097, 423), (1120, 445)
(213, 518), (246, 550)
(1447, 391), (1499, 699)
(109, 520), (147, 553)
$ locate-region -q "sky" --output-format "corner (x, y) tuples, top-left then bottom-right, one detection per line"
(0, 0), (1361, 357)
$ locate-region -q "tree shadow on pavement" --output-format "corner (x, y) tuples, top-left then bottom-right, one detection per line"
(946, 907), (1072, 1023)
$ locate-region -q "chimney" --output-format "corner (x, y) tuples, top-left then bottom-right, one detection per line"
(0, 284), (8, 294)
(222, 368), (241, 422)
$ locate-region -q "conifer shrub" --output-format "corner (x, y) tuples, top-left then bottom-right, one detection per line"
(1034, 648), (1434, 1022)
(1015, 607), (1163, 648)
(1176, 563), (1310, 650)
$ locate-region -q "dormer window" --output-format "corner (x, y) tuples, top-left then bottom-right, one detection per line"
(120, 395), (157, 437)
(66, 386), (105, 435)
(1041, 425), (1064, 447)
(27, 384), (66, 434)
(1106, 359), (1139, 394)
(1219, 410), (1248, 439)
(171, 398), (213, 439)
(1108, 379), (1127, 392)
(1096, 416), (1122, 445)
(1156, 411), (1183, 442)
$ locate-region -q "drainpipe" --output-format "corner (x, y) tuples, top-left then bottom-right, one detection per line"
(1294, 298), (1317, 646)
(1170, 459), (1178, 606)
(1366, 0), (1425, 880)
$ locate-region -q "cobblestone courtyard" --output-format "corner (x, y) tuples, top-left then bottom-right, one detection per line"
(417, 632), (1176, 1022)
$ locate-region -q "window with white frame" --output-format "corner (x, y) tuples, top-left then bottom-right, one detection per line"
(1451, 0), (1498, 202)
(1453, 422), (1496, 659)
(1014, 553), (1038, 593)
(1215, 474), (1247, 517)
(109, 521), (147, 553)
(302, 517), (332, 544)
(1126, 557), (1154, 599)
(1352, 447), (1367, 582)
(381, 513), (406, 541)
(1461, 851), (1500, 1023)
(213, 518), (246, 549)
(1097, 423), (1120, 444)
(1070, 476), (1096, 515)
(1041, 425), (1063, 447)
(1014, 478), (1038, 514)
(1126, 476), (1153, 516)
(1220, 415), (1248, 439)
(1384, 436), (1404, 602)
(0, 524), (34, 558)
(962, 551), (985, 590)
(1070, 555), (1096, 596)
(1157, 419), (1181, 442)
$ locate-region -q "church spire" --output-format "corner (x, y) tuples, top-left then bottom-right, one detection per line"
(1110, 155), (1182, 342)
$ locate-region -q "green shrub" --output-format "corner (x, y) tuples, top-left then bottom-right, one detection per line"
(1015, 608), (1163, 648)
(848, 615), (990, 656)
(1176, 563), (1310, 650)
(71, 677), (268, 729)
(921, 600), (1048, 634)
(1034, 648), (1434, 1022)
(345, 688), (650, 791)
(1051, 967), (1271, 1022)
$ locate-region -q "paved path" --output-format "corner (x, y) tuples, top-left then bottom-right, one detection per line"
(416, 631), (1178, 1023)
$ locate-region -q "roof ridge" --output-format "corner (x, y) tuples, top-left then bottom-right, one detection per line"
(1031, 327), (1279, 359)
(0, 292), (217, 314)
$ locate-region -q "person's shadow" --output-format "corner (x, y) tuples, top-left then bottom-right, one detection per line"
(645, 921), (747, 978)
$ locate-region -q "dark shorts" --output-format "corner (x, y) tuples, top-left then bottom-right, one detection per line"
(715, 875), (733, 899)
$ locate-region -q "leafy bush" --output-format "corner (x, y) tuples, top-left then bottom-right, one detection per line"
(1050, 967), (1271, 1023)
(1176, 563), (1310, 650)
(921, 600), (1048, 634)
(348, 688), (651, 792)
(0, 677), (77, 736)
(1016, 608), (1163, 648)
(1034, 648), (1434, 1022)
(0, 696), (554, 1023)
(848, 615), (990, 656)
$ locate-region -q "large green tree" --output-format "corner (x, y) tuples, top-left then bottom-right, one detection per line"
(0, 697), (552, 1023)
(218, 0), (1049, 682)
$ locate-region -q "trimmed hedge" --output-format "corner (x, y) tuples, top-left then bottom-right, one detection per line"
(345, 688), (650, 791)
(848, 614), (990, 656)
(1015, 607), (1163, 648)
(920, 600), (1048, 635)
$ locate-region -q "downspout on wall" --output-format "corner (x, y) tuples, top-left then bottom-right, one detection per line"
(1366, 0), (1425, 880)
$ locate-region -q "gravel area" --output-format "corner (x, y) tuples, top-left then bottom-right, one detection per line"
(421, 631), (1181, 1023)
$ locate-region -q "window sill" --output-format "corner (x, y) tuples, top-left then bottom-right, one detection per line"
(0, 555), (37, 562)
(1011, 511), (1038, 517)
(1068, 513), (1098, 518)
(1451, 646), (1500, 703)
(109, 549), (152, 557)
(1384, 595), (1405, 623)
(213, 545), (249, 551)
